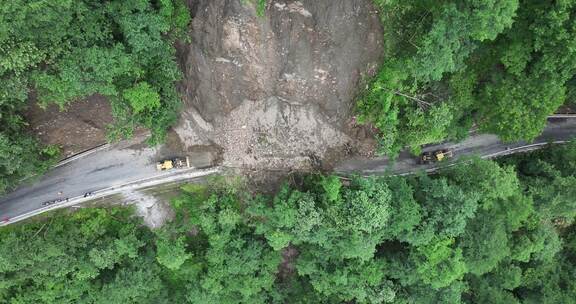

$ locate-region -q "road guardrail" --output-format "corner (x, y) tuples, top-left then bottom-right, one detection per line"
(0, 167), (221, 227)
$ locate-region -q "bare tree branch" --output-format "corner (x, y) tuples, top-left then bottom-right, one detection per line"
(387, 89), (432, 107)
(31, 222), (47, 239)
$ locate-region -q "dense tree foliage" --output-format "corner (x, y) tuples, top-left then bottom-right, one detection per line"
(1, 143), (574, 303)
(0, 79), (58, 194)
(0, 208), (167, 303)
(0, 0), (190, 193)
(1, 0), (190, 143)
(362, 0), (576, 156)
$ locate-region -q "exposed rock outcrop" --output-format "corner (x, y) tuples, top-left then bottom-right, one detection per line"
(175, 0), (383, 169)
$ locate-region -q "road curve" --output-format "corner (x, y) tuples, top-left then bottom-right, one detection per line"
(335, 117), (576, 175)
(1, 118), (575, 225)
(0, 136), (215, 225)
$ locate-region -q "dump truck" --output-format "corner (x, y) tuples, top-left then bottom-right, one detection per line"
(156, 156), (191, 171)
(420, 149), (453, 164)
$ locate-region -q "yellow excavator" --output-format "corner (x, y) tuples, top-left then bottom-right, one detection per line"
(420, 149), (453, 164)
(156, 157), (191, 171)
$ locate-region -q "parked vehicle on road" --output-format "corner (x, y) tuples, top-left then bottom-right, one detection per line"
(41, 198), (68, 207)
(420, 149), (454, 164)
(156, 157), (191, 171)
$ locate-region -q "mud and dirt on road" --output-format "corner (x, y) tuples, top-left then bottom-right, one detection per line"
(23, 0), (383, 175)
(174, 0), (383, 171)
(25, 94), (113, 158)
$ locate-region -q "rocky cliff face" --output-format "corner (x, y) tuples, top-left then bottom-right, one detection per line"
(175, 0), (383, 170)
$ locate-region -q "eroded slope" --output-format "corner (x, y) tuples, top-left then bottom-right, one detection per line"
(175, 0), (383, 170)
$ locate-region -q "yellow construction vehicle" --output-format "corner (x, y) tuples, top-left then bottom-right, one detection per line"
(156, 157), (191, 171)
(420, 149), (453, 164)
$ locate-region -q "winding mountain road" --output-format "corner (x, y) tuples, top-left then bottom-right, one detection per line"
(336, 117), (576, 175)
(0, 118), (574, 226)
(0, 137), (216, 225)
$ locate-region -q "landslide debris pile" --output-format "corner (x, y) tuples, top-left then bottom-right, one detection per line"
(175, 0), (383, 170)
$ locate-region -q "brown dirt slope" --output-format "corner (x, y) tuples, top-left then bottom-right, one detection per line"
(25, 94), (113, 158)
(175, 0), (383, 170)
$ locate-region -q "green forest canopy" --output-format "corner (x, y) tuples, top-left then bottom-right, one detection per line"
(0, 0), (190, 194)
(3, 1), (576, 193)
(1, 142), (575, 303)
(361, 0), (576, 156)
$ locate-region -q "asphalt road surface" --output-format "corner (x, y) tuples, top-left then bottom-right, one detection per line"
(0, 136), (214, 223)
(0, 118), (574, 224)
(336, 117), (576, 175)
